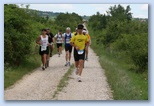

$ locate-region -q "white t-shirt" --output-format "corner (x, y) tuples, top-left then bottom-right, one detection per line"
(40, 35), (48, 51)
(54, 34), (63, 44)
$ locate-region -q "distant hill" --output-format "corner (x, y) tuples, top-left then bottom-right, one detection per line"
(28, 9), (148, 22)
(29, 9), (90, 21)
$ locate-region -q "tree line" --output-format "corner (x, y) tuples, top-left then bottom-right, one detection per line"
(4, 4), (82, 66)
(89, 4), (148, 72)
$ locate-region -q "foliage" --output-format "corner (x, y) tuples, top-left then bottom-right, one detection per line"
(4, 4), (82, 66)
(55, 12), (82, 32)
(89, 4), (148, 72)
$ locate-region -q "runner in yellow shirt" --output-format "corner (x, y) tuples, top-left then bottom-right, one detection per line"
(70, 24), (89, 82)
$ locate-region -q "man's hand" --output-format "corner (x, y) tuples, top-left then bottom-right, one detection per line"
(75, 46), (79, 50)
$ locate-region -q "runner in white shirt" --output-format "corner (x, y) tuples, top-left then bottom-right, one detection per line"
(36, 29), (50, 70)
(54, 30), (63, 57)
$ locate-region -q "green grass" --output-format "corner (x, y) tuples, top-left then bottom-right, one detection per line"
(52, 64), (75, 99)
(4, 54), (41, 89)
(98, 54), (148, 100)
(89, 27), (148, 100)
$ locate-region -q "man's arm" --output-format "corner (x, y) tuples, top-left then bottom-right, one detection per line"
(36, 36), (41, 45)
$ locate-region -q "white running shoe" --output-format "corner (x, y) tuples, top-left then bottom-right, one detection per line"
(42, 66), (45, 70)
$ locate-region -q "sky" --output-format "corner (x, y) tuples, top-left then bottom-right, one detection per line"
(19, 4), (148, 18)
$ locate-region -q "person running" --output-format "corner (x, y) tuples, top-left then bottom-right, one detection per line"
(54, 30), (63, 57)
(83, 29), (91, 61)
(70, 24), (89, 82)
(36, 29), (49, 70)
(46, 28), (54, 57)
(63, 27), (73, 66)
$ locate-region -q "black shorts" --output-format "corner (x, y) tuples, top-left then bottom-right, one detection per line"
(74, 48), (85, 61)
(57, 43), (62, 48)
(39, 46), (49, 55)
(65, 45), (72, 53)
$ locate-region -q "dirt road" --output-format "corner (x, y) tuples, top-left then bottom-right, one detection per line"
(4, 48), (113, 100)
(4, 51), (73, 100)
(54, 48), (113, 100)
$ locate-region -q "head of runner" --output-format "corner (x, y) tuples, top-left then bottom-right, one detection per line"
(59, 30), (62, 35)
(42, 29), (47, 35)
(77, 24), (84, 34)
(83, 29), (87, 35)
(66, 27), (71, 34)
(46, 28), (50, 34)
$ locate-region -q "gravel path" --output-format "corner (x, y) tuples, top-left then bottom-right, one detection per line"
(54, 48), (113, 100)
(4, 48), (113, 100)
(4, 50), (73, 100)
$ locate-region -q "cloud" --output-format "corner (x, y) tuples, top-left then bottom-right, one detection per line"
(90, 4), (130, 15)
(133, 14), (148, 18)
(141, 4), (148, 11)
(19, 4), (75, 12)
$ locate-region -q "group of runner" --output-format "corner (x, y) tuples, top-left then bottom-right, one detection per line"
(36, 24), (91, 82)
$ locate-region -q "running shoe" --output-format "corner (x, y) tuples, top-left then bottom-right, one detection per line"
(68, 62), (70, 66)
(42, 66), (45, 70)
(65, 62), (68, 66)
(78, 80), (82, 82)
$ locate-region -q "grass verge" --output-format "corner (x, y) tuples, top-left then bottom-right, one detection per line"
(4, 45), (58, 89)
(52, 64), (75, 99)
(4, 54), (41, 89)
(89, 27), (148, 100)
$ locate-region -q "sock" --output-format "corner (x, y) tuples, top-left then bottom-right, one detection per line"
(78, 76), (81, 80)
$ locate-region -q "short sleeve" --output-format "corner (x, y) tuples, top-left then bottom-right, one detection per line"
(70, 35), (75, 43)
(62, 33), (65, 37)
(54, 34), (57, 38)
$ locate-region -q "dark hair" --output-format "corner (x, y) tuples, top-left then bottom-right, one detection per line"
(46, 28), (50, 30)
(59, 30), (62, 32)
(78, 24), (84, 29)
(42, 29), (47, 31)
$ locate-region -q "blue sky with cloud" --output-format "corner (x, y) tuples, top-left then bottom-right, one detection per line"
(19, 4), (148, 18)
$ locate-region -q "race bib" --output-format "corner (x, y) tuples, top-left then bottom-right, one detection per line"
(77, 50), (84, 55)
(66, 38), (70, 43)
(41, 45), (47, 51)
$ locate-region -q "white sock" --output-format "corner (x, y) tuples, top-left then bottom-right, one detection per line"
(78, 76), (81, 80)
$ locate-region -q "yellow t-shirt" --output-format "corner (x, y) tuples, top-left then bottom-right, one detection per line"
(70, 34), (88, 50)
(72, 32), (77, 36)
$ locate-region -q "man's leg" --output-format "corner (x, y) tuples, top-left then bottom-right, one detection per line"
(65, 51), (69, 66)
(75, 61), (79, 68)
(85, 45), (88, 60)
(42, 54), (47, 70)
(50, 45), (53, 57)
(78, 60), (84, 76)
(59, 46), (62, 54)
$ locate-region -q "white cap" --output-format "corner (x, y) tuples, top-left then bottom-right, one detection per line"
(82, 30), (87, 33)
(66, 27), (71, 30)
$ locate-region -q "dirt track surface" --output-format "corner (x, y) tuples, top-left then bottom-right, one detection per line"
(54, 48), (113, 100)
(4, 50), (73, 100)
(4, 48), (113, 100)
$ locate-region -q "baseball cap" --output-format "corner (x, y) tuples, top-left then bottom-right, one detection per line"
(78, 24), (84, 29)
